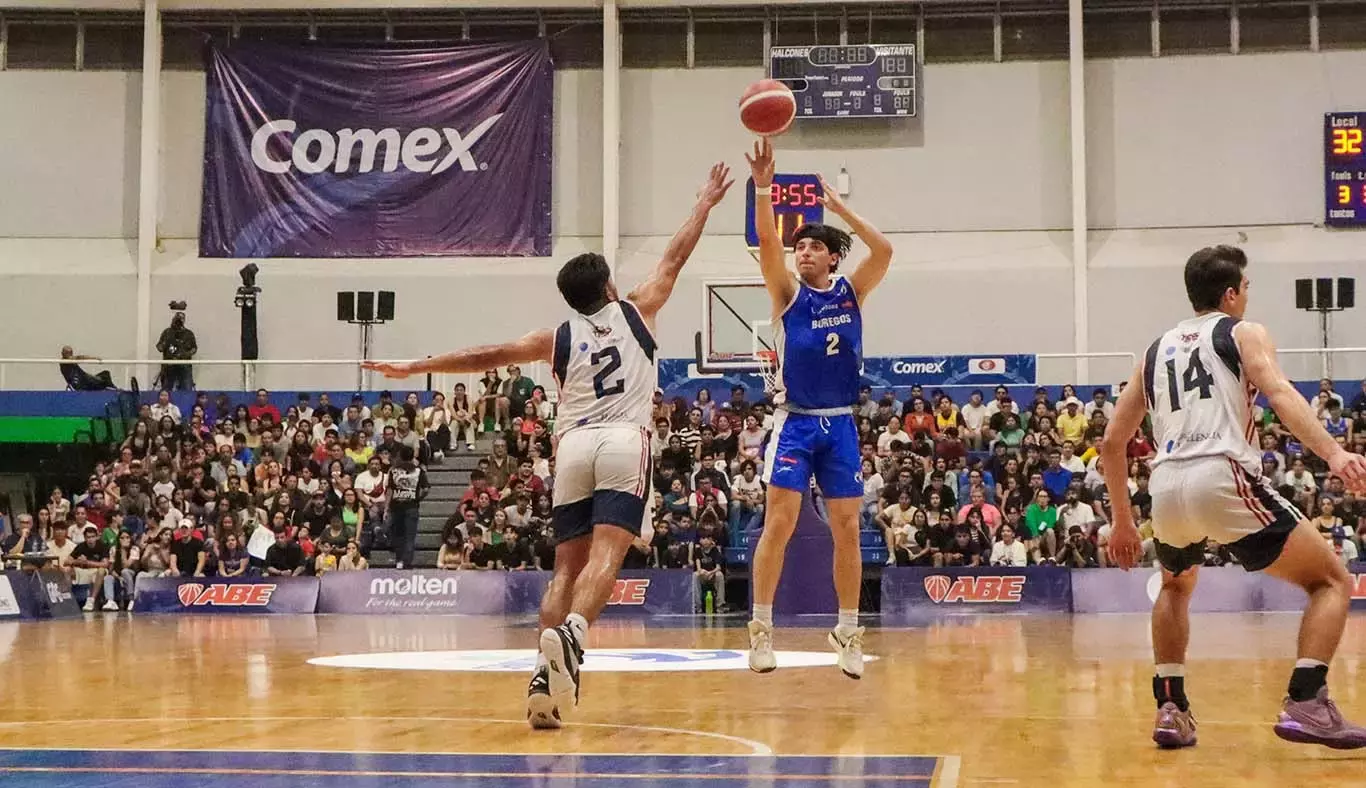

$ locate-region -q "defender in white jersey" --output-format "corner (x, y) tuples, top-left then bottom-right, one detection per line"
(1102, 245), (1366, 751)
(365, 163), (732, 729)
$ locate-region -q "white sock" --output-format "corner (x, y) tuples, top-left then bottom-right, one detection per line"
(1155, 663), (1185, 677)
(536, 651), (548, 670)
(752, 604), (773, 627)
(565, 612), (588, 643)
(1295, 658), (1328, 670)
(836, 609), (859, 634)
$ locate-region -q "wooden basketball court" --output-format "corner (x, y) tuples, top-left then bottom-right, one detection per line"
(2, 612), (1365, 786)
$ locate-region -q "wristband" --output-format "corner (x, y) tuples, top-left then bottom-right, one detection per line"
(754, 186), (773, 197)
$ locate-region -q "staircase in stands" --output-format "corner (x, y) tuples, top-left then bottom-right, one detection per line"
(367, 438), (488, 569)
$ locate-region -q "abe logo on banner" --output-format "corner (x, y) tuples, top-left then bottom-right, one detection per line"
(922, 574), (1025, 604)
(177, 583), (277, 607)
(606, 578), (650, 606)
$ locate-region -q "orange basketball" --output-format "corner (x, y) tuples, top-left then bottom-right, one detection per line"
(739, 79), (796, 137)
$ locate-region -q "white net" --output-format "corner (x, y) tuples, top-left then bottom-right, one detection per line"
(756, 351), (779, 394)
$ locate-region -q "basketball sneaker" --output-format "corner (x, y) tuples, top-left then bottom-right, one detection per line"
(539, 624), (583, 708)
(1273, 688), (1366, 749)
(526, 667), (561, 730)
(827, 627), (865, 680)
(747, 620), (776, 673)
(1151, 702), (1197, 749)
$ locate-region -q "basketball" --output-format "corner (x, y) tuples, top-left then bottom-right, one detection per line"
(738, 79), (796, 137)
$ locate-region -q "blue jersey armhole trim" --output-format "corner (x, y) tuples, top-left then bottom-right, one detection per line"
(552, 322), (571, 387)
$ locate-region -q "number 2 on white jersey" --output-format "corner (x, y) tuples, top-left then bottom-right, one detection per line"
(825, 332), (839, 356)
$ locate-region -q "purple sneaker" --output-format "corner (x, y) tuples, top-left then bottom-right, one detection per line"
(1273, 687), (1366, 749)
(1152, 702), (1197, 749)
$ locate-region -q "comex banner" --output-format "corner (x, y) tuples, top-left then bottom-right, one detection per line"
(200, 40), (553, 258)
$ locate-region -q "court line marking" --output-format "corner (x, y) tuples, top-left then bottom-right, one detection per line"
(0, 766), (934, 782)
(0, 715), (774, 756)
(935, 755), (961, 788)
(0, 745), (951, 761)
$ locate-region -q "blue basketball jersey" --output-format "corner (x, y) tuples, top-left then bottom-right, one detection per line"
(773, 276), (863, 411)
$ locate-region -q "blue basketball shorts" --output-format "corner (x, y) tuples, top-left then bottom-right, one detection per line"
(761, 410), (862, 499)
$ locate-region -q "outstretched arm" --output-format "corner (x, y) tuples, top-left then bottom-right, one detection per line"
(744, 139), (797, 315)
(628, 162), (733, 323)
(1238, 321), (1366, 489)
(823, 177), (893, 306)
(1100, 363), (1147, 569)
(362, 330), (554, 379)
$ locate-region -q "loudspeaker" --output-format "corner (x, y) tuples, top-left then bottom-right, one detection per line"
(357, 291), (376, 322)
(1296, 279), (1313, 310)
(1317, 278), (1334, 310)
(377, 290), (395, 321)
(1339, 277), (1356, 309)
(337, 292), (355, 322)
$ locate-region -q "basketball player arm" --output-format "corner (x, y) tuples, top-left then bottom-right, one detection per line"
(1100, 365), (1146, 539)
(745, 140), (797, 312)
(628, 164), (733, 321)
(1238, 322), (1351, 466)
(365, 331), (554, 378)
(822, 182), (893, 306)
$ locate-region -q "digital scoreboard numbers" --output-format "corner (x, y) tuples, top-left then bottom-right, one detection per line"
(769, 44), (916, 119)
(745, 174), (825, 249)
(1326, 111), (1366, 228)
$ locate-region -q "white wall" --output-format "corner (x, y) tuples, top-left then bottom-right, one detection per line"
(0, 72), (141, 239)
(2, 50), (1365, 391)
(620, 64), (1072, 236)
(1087, 50), (1366, 228)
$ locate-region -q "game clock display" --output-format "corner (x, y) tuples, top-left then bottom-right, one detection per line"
(745, 174), (825, 249)
(1326, 111), (1366, 228)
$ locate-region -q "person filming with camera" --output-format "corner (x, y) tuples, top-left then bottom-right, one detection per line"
(156, 301), (198, 391)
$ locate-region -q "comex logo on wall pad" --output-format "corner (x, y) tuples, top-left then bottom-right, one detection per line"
(250, 115), (503, 175)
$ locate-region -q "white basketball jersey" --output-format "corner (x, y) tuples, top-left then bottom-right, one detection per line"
(551, 299), (657, 436)
(1145, 311), (1262, 473)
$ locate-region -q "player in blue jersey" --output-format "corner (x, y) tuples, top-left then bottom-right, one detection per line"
(743, 138), (893, 679)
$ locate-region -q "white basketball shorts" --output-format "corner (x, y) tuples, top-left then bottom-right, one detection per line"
(1149, 455), (1302, 574)
(552, 424), (653, 542)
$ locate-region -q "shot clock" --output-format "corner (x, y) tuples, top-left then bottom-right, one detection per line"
(744, 174), (825, 250)
(1326, 111), (1366, 228)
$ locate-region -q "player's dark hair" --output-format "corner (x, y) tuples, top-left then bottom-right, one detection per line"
(1185, 245), (1247, 312)
(557, 253), (612, 313)
(791, 223), (852, 270)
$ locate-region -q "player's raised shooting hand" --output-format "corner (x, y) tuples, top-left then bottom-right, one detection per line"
(1106, 511), (1143, 571)
(816, 175), (850, 217)
(361, 360), (416, 380)
(696, 162), (734, 208)
(744, 138), (775, 189)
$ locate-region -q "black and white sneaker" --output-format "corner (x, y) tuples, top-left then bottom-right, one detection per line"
(526, 667), (561, 730)
(539, 624), (584, 708)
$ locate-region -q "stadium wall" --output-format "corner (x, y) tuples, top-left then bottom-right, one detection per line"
(2, 54), (1366, 389)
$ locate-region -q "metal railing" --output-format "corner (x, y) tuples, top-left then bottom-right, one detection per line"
(0, 358), (554, 400)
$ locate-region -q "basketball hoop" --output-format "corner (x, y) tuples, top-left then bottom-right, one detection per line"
(755, 350), (779, 394)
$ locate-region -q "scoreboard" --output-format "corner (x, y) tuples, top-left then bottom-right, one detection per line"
(769, 44), (916, 119)
(1326, 111), (1366, 228)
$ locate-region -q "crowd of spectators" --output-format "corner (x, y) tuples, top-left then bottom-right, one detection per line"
(864, 378), (1366, 571)
(5, 367), (1364, 614)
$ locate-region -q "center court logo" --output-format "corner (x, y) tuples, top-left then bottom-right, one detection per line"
(309, 648), (875, 674)
(922, 575), (1025, 604)
(250, 115), (504, 175)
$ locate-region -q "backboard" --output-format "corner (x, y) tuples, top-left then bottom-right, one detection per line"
(695, 279), (774, 373)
